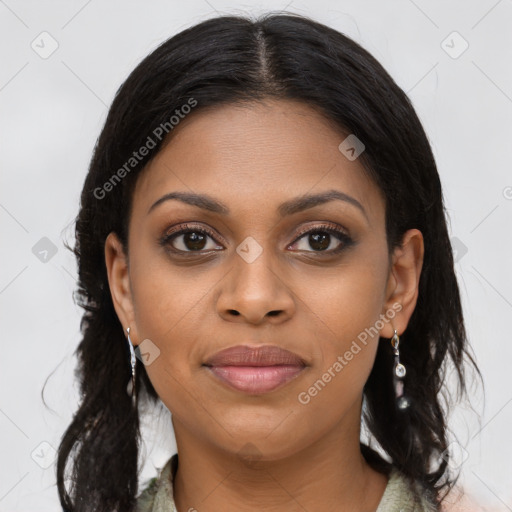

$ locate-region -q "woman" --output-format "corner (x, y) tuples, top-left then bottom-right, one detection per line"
(56, 12), (479, 512)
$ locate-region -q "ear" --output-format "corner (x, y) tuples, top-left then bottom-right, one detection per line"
(380, 228), (424, 338)
(104, 232), (139, 345)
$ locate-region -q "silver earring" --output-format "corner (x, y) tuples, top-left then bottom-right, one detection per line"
(126, 327), (137, 407)
(391, 330), (410, 410)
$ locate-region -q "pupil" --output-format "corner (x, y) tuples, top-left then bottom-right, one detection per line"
(185, 232), (207, 250)
(310, 232), (329, 251)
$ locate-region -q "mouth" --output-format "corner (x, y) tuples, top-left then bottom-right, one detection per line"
(203, 345), (307, 395)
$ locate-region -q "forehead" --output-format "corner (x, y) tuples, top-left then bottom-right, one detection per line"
(133, 99), (384, 223)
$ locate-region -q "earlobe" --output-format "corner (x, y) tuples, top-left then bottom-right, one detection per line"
(104, 232), (137, 342)
(380, 229), (424, 338)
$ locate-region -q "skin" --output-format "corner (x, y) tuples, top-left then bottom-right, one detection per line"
(105, 98), (424, 512)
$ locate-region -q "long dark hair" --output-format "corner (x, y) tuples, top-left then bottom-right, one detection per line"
(56, 12), (480, 511)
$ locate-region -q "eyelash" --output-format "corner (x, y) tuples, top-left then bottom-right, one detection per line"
(159, 222), (353, 255)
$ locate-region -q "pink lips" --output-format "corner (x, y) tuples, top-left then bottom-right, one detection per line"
(203, 345), (306, 395)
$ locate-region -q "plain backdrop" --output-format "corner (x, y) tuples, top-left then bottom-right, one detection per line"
(1, 1), (511, 510)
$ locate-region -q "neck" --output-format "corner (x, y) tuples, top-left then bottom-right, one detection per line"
(171, 403), (388, 512)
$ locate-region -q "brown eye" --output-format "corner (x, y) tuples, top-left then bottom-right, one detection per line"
(289, 224), (353, 254)
(161, 224), (224, 253)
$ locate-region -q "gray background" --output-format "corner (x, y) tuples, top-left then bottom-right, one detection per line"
(1, 0), (511, 510)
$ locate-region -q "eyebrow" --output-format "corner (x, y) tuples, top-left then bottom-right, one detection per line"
(148, 189), (368, 220)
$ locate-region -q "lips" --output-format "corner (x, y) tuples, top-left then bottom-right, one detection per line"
(204, 345), (306, 367)
(203, 345), (307, 395)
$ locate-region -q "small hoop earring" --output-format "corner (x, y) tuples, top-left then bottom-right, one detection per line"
(126, 327), (137, 407)
(391, 329), (410, 410)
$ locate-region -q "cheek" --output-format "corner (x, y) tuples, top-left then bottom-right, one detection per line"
(128, 248), (217, 373)
(128, 256), (216, 419)
(129, 240), (215, 333)
(300, 254), (389, 348)
(292, 255), (389, 403)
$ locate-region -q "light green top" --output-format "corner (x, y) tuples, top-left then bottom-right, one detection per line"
(135, 453), (437, 512)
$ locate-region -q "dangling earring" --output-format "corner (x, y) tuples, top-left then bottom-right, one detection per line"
(126, 327), (137, 407)
(391, 329), (410, 410)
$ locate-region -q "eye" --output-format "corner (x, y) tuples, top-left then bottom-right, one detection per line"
(160, 222), (353, 255)
(160, 223), (224, 253)
(288, 223), (353, 254)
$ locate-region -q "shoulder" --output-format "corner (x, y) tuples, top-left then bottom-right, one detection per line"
(134, 476), (158, 512)
(377, 467), (438, 512)
(135, 454), (178, 512)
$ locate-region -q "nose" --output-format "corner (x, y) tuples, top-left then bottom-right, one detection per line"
(216, 246), (296, 325)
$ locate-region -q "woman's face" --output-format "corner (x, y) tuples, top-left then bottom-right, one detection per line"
(106, 98), (422, 461)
